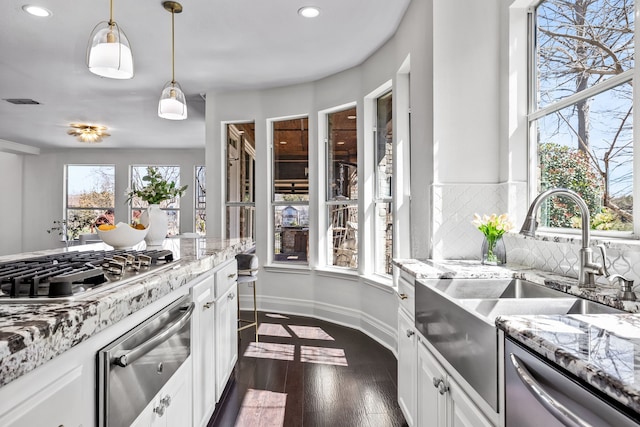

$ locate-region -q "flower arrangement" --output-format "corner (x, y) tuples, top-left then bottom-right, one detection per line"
(472, 213), (514, 264)
(126, 166), (188, 205)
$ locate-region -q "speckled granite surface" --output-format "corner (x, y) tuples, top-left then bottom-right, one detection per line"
(394, 258), (640, 418)
(0, 237), (253, 388)
(496, 314), (640, 417)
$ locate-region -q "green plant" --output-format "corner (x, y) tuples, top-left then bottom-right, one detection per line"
(46, 214), (94, 241)
(126, 166), (188, 205)
(539, 143), (604, 228)
(472, 213), (514, 263)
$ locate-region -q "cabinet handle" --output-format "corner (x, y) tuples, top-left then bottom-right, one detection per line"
(203, 301), (214, 310)
(228, 292), (236, 300)
(432, 377), (441, 388)
(437, 380), (449, 395)
(161, 395), (172, 408)
(398, 293), (408, 300)
(406, 329), (415, 338)
(153, 404), (165, 417)
(228, 273), (237, 279)
(509, 353), (591, 427)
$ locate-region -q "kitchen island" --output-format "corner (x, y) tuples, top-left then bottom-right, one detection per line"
(0, 237), (253, 426)
(395, 259), (640, 423)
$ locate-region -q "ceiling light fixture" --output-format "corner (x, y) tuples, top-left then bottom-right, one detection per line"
(86, 0), (134, 79)
(67, 124), (110, 143)
(298, 6), (320, 18)
(158, 1), (187, 120)
(22, 5), (52, 17)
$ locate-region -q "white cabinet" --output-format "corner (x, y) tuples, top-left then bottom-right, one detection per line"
(192, 274), (216, 427)
(215, 260), (239, 401)
(0, 365), (85, 427)
(131, 357), (193, 427)
(191, 258), (239, 423)
(397, 270), (418, 427)
(416, 339), (493, 427)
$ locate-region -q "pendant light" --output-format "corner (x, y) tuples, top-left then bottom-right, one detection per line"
(86, 0), (134, 79)
(158, 1), (187, 120)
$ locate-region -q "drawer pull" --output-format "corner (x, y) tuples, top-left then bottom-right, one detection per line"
(203, 301), (214, 310)
(399, 293), (408, 300)
(228, 273), (237, 279)
(406, 329), (415, 338)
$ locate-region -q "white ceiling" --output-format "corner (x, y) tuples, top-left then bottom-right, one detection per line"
(0, 0), (410, 150)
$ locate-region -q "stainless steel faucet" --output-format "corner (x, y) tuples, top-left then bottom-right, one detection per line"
(520, 188), (604, 288)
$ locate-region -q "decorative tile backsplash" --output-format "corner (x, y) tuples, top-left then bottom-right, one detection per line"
(432, 182), (640, 292)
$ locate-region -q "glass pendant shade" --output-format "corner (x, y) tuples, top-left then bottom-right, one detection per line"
(158, 81), (188, 120)
(87, 21), (134, 79)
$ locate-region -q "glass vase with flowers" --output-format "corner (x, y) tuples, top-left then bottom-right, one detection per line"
(472, 213), (513, 265)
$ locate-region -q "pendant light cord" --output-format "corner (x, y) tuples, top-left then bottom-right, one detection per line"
(171, 8), (175, 84)
(108, 0), (114, 25)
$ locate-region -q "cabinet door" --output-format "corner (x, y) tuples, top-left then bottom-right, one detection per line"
(417, 339), (447, 427)
(448, 376), (493, 427)
(398, 308), (417, 427)
(1, 366), (85, 427)
(132, 357), (192, 427)
(192, 275), (216, 427)
(215, 282), (238, 401)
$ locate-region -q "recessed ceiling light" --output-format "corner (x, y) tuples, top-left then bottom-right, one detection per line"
(347, 115), (356, 120)
(279, 141), (288, 144)
(22, 5), (52, 17)
(337, 141), (345, 145)
(298, 6), (320, 18)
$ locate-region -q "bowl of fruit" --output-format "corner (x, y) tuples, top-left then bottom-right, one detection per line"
(96, 222), (148, 249)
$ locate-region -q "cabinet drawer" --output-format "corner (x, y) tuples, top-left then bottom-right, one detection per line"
(397, 274), (415, 318)
(214, 259), (238, 298)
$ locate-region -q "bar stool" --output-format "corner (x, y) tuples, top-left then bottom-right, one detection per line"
(236, 253), (259, 341)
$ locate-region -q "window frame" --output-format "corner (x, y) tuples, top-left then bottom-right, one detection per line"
(526, 0), (638, 237)
(269, 115), (310, 265)
(323, 103), (359, 270)
(64, 164), (115, 241)
(224, 122), (256, 241)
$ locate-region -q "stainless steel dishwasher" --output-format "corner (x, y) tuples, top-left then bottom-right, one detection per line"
(505, 338), (639, 426)
(97, 295), (194, 427)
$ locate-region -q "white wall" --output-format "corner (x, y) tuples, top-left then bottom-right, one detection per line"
(0, 153), (24, 256)
(17, 148), (204, 253)
(205, 0), (434, 352)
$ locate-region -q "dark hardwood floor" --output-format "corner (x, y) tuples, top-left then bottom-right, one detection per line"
(209, 311), (408, 427)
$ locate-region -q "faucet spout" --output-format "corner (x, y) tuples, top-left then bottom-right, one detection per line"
(520, 188), (601, 287)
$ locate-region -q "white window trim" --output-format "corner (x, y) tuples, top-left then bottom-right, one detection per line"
(268, 114), (311, 266)
(515, 0), (640, 240)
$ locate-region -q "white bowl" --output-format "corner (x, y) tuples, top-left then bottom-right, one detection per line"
(96, 222), (149, 249)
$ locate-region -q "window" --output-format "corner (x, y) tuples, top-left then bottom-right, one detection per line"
(326, 106), (358, 268)
(226, 123), (256, 241)
(272, 117), (309, 264)
(64, 165), (115, 240)
(531, 0), (634, 232)
(195, 165), (206, 235)
(374, 91), (393, 274)
(130, 165), (182, 236)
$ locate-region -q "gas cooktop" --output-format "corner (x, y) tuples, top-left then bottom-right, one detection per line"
(0, 249), (177, 303)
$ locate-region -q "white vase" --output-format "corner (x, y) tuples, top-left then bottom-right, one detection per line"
(141, 204), (168, 246)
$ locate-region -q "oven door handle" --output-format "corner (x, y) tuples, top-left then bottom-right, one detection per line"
(114, 303), (195, 368)
(509, 353), (593, 427)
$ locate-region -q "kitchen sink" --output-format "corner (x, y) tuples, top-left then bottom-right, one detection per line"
(459, 297), (623, 322)
(414, 277), (624, 413)
(432, 278), (568, 299)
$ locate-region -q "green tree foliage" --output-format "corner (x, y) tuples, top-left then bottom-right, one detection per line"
(539, 142), (604, 228)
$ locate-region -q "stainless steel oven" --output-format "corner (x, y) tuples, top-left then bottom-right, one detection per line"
(97, 295), (194, 427)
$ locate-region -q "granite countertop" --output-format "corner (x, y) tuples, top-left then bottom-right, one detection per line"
(0, 237), (254, 388)
(394, 259), (640, 418)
